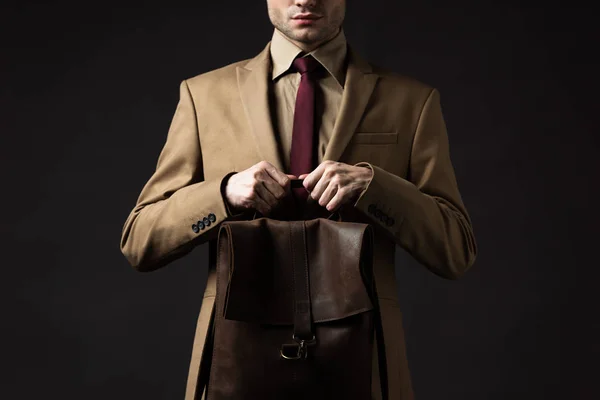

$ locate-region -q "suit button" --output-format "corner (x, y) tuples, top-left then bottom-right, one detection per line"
(208, 213), (216, 223)
(197, 220), (205, 230)
(192, 224), (199, 233)
(203, 217), (211, 227)
(368, 204), (376, 214)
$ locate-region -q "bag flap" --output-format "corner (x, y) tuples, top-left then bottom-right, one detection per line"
(221, 218), (374, 325)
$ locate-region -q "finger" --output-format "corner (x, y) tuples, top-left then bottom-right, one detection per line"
(260, 163), (293, 200)
(318, 182), (338, 208)
(310, 165), (337, 201)
(255, 180), (280, 209)
(251, 166), (285, 201)
(253, 188), (274, 216)
(325, 187), (346, 212)
(262, 161), (292, 188)
(259, 172), (288, 202)
(303, 162), (329, 192)
(310, 174), (327, 201)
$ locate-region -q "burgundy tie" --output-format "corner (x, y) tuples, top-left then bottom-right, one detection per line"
(289, 55), (322, 205)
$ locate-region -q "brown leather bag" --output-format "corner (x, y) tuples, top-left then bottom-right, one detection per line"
(197, 213), (388, 399)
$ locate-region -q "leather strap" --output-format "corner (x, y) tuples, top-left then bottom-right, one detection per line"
(289, 221), (314, 341)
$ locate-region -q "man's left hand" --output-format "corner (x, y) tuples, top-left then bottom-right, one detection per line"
(298, 161), (373, 212)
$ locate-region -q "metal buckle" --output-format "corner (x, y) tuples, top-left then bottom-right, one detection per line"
(280, 335), (316, 360)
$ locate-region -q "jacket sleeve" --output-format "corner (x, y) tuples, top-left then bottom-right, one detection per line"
(352, 88), (478, 279)
(120, 80), (246, 272)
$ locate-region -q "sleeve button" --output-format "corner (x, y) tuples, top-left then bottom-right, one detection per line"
(192, 224), (199, 233)
(208, 213), (216, 222)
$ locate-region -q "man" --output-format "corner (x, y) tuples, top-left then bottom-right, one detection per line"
(120, 0), (478, 399)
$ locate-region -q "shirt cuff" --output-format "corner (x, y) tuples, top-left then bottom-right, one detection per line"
(352, 162), (375, 207)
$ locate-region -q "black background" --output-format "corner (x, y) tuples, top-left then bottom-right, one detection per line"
(2, 2), (598, 399)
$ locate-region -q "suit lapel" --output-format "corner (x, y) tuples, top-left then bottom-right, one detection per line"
(237, 43), (285, 172)
(323, 47), (379, 163)
(236, 44), (378, 172)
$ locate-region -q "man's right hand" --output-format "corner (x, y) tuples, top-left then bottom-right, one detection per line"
(224, 161), (297, 216)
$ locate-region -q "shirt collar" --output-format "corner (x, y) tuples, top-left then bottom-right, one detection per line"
(270, 28), (348, 88)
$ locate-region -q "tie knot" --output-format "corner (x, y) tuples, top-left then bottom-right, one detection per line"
(292, 55), (321, 75)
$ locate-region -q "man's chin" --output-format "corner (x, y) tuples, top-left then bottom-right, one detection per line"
(289, 28), (326, 45)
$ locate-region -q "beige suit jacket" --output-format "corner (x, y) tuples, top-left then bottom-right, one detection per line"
(120, 42), (478, 400)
